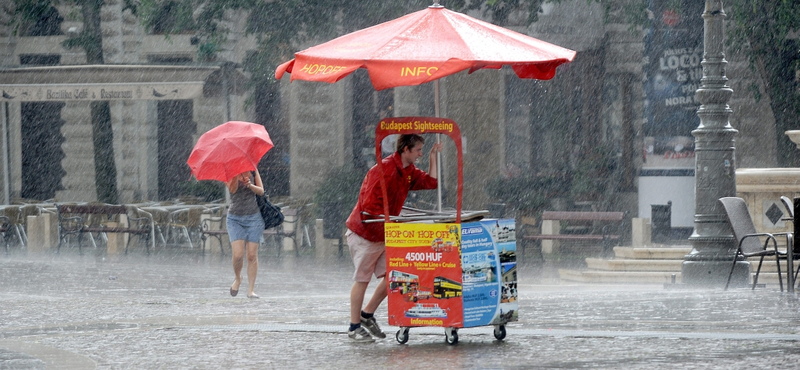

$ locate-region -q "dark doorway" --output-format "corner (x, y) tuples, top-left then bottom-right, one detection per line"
(20, 54), (64, 201)
(20, 102), (66, 201)
(157, 100), (195, 200)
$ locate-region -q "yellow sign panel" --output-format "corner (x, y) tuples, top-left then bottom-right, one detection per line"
(385, 223), (460, 249)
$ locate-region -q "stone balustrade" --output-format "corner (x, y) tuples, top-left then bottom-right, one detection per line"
(735, 168), (800, 238)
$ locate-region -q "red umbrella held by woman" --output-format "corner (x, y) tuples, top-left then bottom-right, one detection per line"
(187, 121), (273, 182)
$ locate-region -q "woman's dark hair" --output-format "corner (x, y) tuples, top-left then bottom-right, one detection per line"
(396, 134), (425, 154)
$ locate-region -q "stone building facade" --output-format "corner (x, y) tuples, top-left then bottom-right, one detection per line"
(0, 0), (780, 227)
(0, 0), (255, 203)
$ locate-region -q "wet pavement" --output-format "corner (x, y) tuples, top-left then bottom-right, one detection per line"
(2, 248), (800, 370)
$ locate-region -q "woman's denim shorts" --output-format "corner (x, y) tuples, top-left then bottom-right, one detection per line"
(226, 213), (264, 243)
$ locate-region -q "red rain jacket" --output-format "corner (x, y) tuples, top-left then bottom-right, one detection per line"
(345, 152), (438, 242)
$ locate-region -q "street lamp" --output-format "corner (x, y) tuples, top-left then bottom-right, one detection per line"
(681, 0), (743, 286)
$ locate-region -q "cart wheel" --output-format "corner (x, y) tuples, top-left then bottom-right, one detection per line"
(445, 327), (458, 345)
(493, 325), (506, 340)
(396, 328), (409, 344)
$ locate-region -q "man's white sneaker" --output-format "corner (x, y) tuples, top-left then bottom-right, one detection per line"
(348, 326), (375, 342)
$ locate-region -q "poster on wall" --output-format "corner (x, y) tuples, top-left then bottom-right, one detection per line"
(643, 0), (704, 170)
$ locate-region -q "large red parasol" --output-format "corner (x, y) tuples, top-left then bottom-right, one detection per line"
(187, 121), (273, 182)
(275, 4), (576, 90)
(275, 4), (575, 210)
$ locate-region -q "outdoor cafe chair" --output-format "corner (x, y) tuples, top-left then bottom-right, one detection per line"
(0, 215), (12, 254)
(781, 196), (794, 220)
(261, 204), (310, 257)
(200, 205), (228, 256)
(2, 203), (44, 248)
(2, 205), (25, 247)
(138, 206), (169, 248)
(166, 206), (204, 249)
(721, 197), (790, 291)
(127, 205), (157, 252)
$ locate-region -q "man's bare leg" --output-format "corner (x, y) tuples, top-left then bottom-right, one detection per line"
(363, 277), (387, 315)
(350, 281), (369, 324)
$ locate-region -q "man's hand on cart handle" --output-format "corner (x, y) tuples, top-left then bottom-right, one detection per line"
(430, 142), (443, 157)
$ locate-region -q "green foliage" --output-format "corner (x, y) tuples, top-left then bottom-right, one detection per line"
(61, 32), (101, 56)
(619, 0), (649, 34)
(135, 0), (196, 35)
(11, 0), (53, 34)
(179, 180), (224, 202)
(725, 0), (800, 167)
(312, 164), (366, 220)
(569, 144), (615, 199)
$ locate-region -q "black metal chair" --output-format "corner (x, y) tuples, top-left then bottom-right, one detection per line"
(0, 215), (12, 254)
(720, 197), (789, 291)
(200, 207), (229, 256)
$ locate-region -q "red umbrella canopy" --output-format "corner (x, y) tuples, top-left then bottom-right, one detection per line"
(275, 5), (576, 90)
(187, 121), (274, 182)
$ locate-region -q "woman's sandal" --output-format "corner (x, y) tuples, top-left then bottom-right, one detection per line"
(230, 280), (239, 297)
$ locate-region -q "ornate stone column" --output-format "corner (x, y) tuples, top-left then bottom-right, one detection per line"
(681, 0), (743, 286)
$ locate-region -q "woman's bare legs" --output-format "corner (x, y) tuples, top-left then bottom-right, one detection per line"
(230, 239), (246, 295)
(245, 241), (259, 297)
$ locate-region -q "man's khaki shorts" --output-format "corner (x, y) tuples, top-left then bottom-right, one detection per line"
(346, 229), (386, 282)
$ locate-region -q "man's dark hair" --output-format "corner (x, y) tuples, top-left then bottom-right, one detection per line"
(396, 134), (425, 154)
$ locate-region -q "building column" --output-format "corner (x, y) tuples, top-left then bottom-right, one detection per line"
(285, 79), (353, 200)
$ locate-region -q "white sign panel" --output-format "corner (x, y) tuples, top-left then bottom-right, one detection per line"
(0, 82), (205, 102)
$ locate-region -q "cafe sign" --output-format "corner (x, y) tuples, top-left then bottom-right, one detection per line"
(0, 82), (204, 102)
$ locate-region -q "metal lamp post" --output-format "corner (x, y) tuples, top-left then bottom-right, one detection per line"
(681, 0), (745, 286)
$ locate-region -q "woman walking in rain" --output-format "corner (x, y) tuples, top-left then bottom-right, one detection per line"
(226, 169), (265, 299)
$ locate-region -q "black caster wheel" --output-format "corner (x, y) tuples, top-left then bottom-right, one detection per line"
(493, 325), (506, 340)
(396, 327), (410, 344)
(445, 327), (458, 345)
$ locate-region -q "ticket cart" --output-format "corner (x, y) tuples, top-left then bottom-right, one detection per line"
(373, 117), (519, 345)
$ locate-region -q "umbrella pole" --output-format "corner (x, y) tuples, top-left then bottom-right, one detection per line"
(435, 80), (442, 213)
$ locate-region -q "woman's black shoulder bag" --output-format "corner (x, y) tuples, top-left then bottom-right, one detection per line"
(256, 194), (285, 229)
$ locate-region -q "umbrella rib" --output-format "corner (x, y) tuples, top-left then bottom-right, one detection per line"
(370, 12), (442, 60)
(223, 137), (258, 166)
(442, 10), (575, 63)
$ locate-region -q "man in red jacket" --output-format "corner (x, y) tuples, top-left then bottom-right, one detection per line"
(345, 134), (442, 342)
